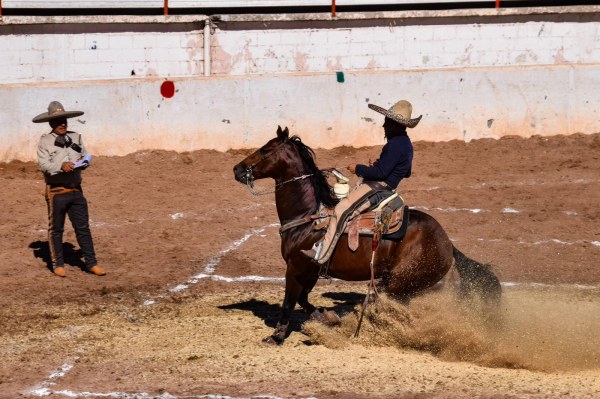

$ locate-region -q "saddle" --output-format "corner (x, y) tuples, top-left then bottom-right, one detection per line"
(309, 193), (409, 251)
(278, 179), (410, 251)
(343, 193), (408, 251)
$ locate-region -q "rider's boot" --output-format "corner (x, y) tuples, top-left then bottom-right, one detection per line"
(300, 240), (323, 261)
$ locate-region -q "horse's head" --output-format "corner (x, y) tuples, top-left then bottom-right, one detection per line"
(233, 125), (291, 185)
(234, 126), (339, 208)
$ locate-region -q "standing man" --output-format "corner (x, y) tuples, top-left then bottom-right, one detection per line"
(301, 99), (421, 264)
(33, 101), (106, 277)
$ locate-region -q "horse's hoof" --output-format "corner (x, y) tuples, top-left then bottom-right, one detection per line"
(262, 335), (283, 345)
(323, 310), (341, 326)
(310, 308), (341, 326)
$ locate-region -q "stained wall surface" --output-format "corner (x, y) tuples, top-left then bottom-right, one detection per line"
(0, 7), (598, 161)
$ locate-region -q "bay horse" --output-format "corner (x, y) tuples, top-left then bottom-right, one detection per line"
(233, 126), (501, 344)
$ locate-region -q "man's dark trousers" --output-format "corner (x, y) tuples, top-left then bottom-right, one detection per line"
(46, 188), (97, 271)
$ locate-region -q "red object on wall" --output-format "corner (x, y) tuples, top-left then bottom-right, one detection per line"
(160, 81), (175, 98)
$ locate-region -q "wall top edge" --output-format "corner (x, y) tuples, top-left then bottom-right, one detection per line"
(215, 5), (600, 22)
(1, 5), (599, 25)
(0, 15), (209, 25)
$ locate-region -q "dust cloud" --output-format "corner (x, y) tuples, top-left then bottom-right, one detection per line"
(303, 286), (600, 372)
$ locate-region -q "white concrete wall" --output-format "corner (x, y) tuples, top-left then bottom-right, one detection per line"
(2, 12), (599, 83)
(211, 20), (599, 75)
(0, 23), (205, 82)
(4, 64), (598, 162)
(0, 7), (599, 161)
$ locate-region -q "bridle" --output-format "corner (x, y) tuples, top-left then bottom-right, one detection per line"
(243, 138), (314, 196)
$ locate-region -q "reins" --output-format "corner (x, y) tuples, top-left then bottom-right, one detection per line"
(279, 214), (318, 234)
(246, 173), (314, 196)
(244, 137), (328, 196)
(354, 232), (380, 337)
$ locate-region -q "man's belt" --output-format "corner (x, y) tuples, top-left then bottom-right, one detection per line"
(47, 184), (82, 194)
(365, 181), (393, 191)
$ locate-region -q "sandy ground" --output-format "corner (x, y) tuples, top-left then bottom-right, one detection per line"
(0, 132), (599, 398)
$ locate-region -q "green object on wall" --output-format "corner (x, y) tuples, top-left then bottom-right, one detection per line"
(336, 71), (345, 83)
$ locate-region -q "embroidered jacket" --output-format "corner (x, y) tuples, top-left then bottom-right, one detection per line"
(37, 131), (88, 187)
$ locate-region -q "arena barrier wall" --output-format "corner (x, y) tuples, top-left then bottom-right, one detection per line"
(0, 7), (599, 161)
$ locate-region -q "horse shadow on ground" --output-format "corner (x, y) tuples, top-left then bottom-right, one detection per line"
(218, 291), (364, 339)
(28, 240), (86, 273)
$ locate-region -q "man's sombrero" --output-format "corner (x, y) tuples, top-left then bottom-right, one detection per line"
(368, 100), (422, 128)
(32, 101), (84, 123)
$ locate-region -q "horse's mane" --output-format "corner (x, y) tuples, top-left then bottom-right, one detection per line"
(289, 135), (339, 208)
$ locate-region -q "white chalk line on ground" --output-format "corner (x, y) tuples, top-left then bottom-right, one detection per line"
(89, 198), (588, 231)
(28, 362), (76, 397)
(168, 222), (281, 290)
(28, 360), (316, 398)
(413, 205), (486, 214)
(415, 205), (596, 249)
(476, 237), (600, 248)
(26, 224), (298, 399)
(143, 223), (281, 306)
(89, 202), (275, 229)
(464, 178), (598, 189)
(413, 205), (584, 216)
(154, 220), (598, 304)
(27, 222), (598, 398)
(412, 178), (598, 194)
(502, 282), (600, 290)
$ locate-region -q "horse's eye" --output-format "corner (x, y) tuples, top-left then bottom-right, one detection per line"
(259, 148), (268, 157)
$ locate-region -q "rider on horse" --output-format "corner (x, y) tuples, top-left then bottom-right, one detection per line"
(300, 99), (422, 264)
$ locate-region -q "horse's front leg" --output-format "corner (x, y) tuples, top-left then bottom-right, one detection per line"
(299, 273), (341, 326)
(298, 274), (318, 315)
(263, 270), (303, 345)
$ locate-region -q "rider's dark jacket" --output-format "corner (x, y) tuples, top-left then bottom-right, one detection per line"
(355, 133), (413, 189)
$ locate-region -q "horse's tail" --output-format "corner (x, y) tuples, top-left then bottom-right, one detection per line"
(452, 246), (502, 306)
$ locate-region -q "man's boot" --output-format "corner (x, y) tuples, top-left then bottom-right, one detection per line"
(53, 266), (66, 277)
(88, 265), (106, 276)
(300, 241), (323, 261)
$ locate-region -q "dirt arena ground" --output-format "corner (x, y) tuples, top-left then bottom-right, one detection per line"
(1, 132), (599, 399)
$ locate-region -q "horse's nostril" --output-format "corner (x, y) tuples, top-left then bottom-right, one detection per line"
(233, 165), (246, 182)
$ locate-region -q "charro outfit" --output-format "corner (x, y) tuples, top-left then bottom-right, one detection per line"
(303, 100), (421, 264)
(34, 101), (104, 277)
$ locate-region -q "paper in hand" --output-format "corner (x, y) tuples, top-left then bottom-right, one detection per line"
(73, 154), (92, 169)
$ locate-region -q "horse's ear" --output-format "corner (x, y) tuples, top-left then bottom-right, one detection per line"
(277, 125), (289, 140)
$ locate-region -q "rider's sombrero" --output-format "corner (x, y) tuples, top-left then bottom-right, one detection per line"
(32, 101), (84, 123)
(368, 100), (422, 128)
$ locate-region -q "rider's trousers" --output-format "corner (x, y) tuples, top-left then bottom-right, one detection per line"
(316, 182), (389, 264)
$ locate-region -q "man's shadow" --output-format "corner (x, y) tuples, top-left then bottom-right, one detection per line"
(218, 291), (364, 335)
(29, 241), (86, 272)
